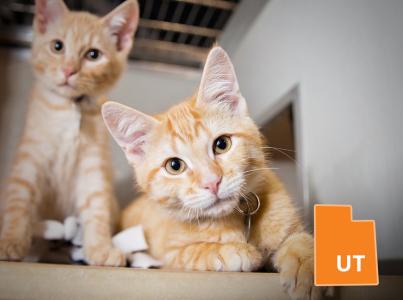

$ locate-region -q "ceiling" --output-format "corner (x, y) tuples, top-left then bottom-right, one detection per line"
(0, 0), (241, 68)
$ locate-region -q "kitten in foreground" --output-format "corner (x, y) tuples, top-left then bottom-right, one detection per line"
(103, 47), (328, 299)
(0, 0), (139, 266)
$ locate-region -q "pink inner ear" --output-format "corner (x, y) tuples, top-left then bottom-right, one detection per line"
(116, 19), (136, 51)
(126, 131), (146, 144)
(122, 130), (147, 157)
(119, 29), (132, 51)
(102, 102), (157, 161)
(205, 81), (239, 111)
(35, 0), (66, 34)
(105, 1), (139, 52)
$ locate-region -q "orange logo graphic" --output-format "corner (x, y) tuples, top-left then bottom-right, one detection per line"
(314, 205), (378, 286)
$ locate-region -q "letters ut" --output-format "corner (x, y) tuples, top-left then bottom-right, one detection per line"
(337, 255), (366, 272)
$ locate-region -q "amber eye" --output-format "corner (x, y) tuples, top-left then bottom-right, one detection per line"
(85, 48), (102, 61)
(213, 135), (232, 154)
(51, 39), (64, 54)
(165, 158), (186, 175)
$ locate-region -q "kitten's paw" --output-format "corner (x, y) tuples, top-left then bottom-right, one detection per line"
(0, 238), (30, 261)
(216, 243), (262, 272)
(276, 232), (329, 300)
(279, 254), (320, 300)
(85, 245), (126, 267)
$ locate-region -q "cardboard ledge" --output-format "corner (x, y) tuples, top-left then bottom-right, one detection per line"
(0, 262), (402, 299)
(0, 262), (288, 300)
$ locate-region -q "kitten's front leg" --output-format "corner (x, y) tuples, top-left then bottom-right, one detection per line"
(251, 172), (328, 299)
(273, 232), (323, 300)
(165, 242), (262, 272)
(0, 149), (43, 261)
(78, 191), (125, 267)
(76, 160), (125, 267)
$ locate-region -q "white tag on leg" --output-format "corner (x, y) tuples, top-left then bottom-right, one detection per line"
(34, 220), (65, 240)
(64, 216), (79, 241)
(71, 226), (83, 247)
(129, 252), (163, 269)
(112, 225), (148, 254)
(70, 246), (85, 262)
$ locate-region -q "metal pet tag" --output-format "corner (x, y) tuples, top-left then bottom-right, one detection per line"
(235, 192), (261, 241)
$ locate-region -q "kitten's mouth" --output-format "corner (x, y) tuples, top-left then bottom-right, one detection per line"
(56, 82), (86, 100)
(59, 82), (75, 89)
(58, 77), (78, 88)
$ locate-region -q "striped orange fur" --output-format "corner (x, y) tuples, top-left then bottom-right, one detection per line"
(0, 0), (139, 266)
(104, 47), (327, 299)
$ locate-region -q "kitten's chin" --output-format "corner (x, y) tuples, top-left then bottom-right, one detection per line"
(57, 85), (79, 97)
(39, 77), (95, 100)
(53, 84), (98, 100)
(174, 196), (240, 222)
(40, 79), (82, 99)
(202, 196), (240, 218)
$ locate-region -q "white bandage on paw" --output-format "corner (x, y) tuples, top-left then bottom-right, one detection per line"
(112, 225), (148, 254)
(64, 216), (79, 240)
(129, 252), (163, 269)
(34, 220), (65, 240)
(71, 226), (83, 247)
(70, 246), (85, 262)
(35, 217), (159, 268)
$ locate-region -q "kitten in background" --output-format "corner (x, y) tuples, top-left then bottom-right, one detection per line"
(0, 0), (139, 266)
(103, 47), (329, 299)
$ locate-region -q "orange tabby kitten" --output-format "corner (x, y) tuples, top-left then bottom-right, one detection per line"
(103, 47), (325, 298)
(0, 0), (139, 266)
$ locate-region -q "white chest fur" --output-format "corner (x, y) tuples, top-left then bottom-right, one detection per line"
(50, 106), (81, 210)
(28, 99), (84, 219)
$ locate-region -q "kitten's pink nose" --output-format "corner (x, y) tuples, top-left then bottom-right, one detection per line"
(63, 66), (77, 78)
(202, 176), (222, 195)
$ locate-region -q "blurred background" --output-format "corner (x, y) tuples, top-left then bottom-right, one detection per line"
(0, 0), (402, 274)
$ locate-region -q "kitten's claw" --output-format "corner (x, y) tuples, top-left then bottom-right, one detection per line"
(85, 245), (126, 267)
(0, 238), (30, 261)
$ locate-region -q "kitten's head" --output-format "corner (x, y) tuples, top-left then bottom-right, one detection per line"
(32, 0), (139, 99)
(103, 47), (266, 221)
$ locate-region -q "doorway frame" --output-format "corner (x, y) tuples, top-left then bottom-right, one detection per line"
(258, 84), (312, 227)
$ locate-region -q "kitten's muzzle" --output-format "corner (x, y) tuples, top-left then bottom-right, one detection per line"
(201, 176), (222, 195)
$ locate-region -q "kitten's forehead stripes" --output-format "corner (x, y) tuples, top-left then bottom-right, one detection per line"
(161, 99), (209, 144)
(55, 13), (109, 55)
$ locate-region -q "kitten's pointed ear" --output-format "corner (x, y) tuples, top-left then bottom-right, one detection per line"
(102, 0), (139, 52)
(102, 101), (158, 164)
(35, 0), (68, 34)
(196, 47), (247, 116)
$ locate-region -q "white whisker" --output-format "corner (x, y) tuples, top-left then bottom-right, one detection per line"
(187, 207), (192, 220)
(260, 146), (297, 164)
(242, 167), (279, 175)
(261, 146), (295, 152)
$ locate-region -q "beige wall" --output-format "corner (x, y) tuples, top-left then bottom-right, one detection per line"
(0, 50), (32, 185)
(230, 0), (403, 262)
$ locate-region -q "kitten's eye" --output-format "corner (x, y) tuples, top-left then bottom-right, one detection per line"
(165, 158), (186, 175)
(51, 40), (64, 54)
(213, 135), (232, 154)
(85, 49), (102, 61)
